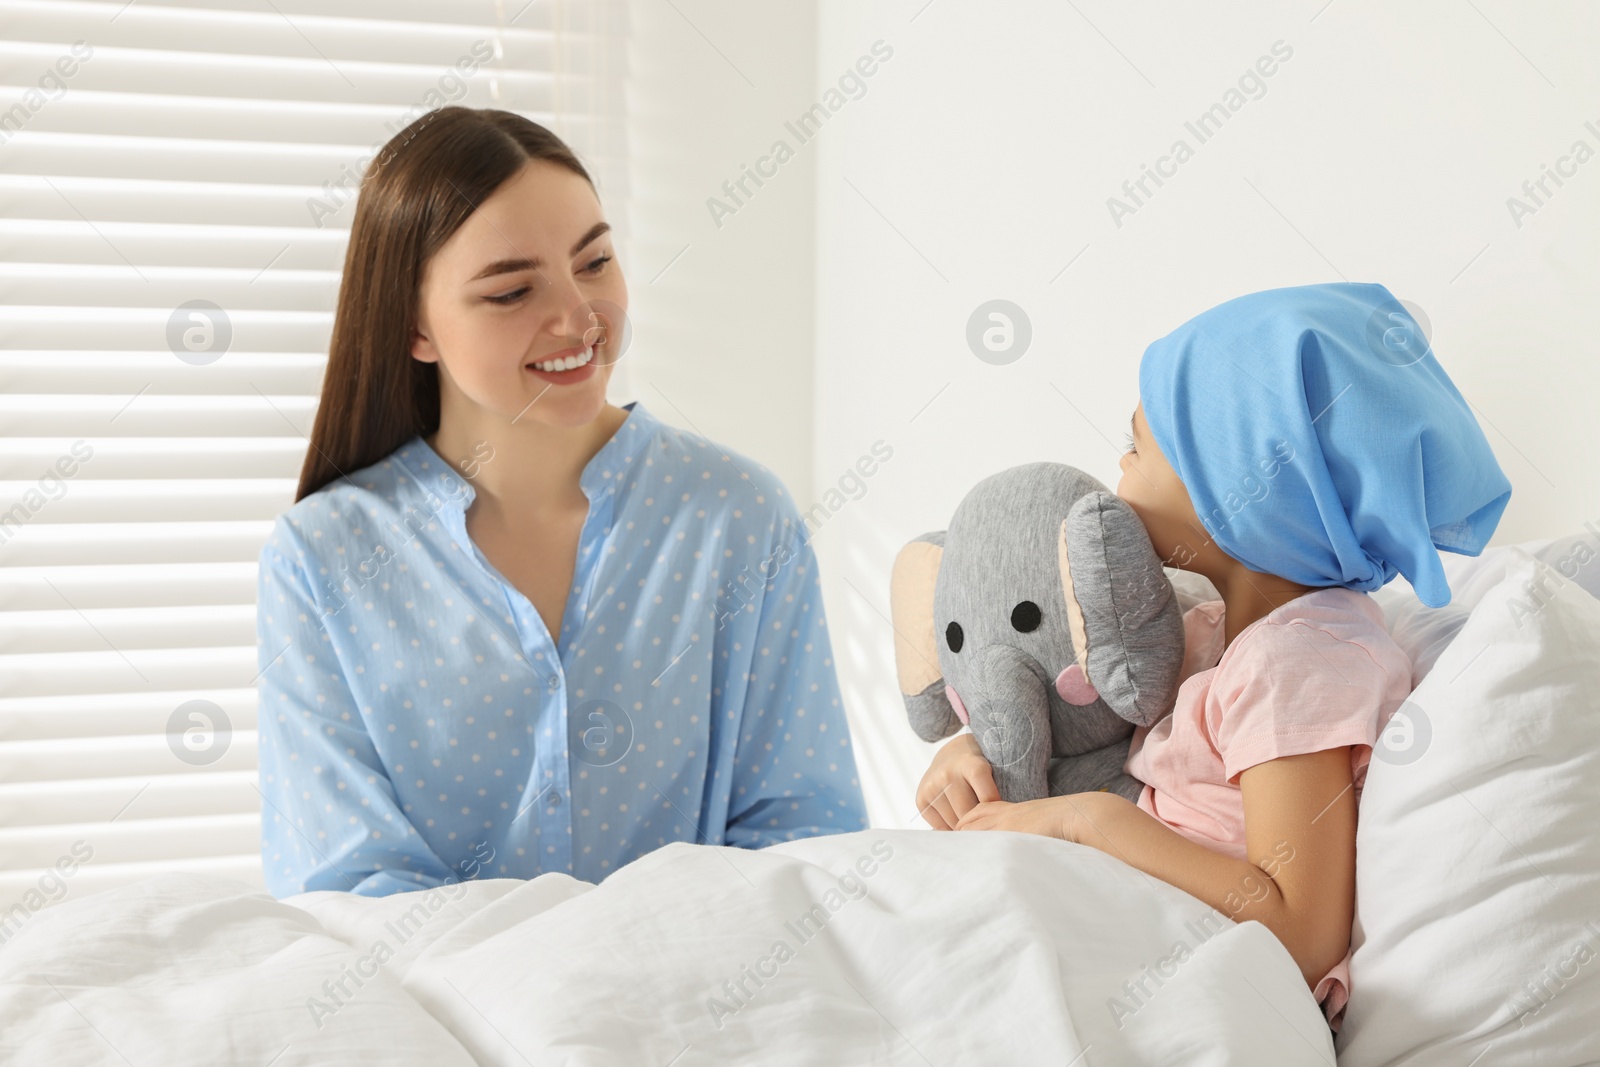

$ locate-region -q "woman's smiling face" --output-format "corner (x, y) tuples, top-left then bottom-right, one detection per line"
(410, 159), (627, 428)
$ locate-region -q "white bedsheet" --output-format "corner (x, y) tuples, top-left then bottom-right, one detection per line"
(0, 828), (1334, 1065)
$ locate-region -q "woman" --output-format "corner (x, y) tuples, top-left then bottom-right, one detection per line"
(256, 108), (867, 897)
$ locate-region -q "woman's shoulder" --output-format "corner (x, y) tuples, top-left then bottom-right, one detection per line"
(619, 404), (806, 537)
(262, 437), (440, 569)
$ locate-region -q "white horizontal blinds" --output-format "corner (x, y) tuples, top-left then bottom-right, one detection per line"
(0, 0), (627, 907)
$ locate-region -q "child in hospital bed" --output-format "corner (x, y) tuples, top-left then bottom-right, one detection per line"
(916, 282), (1512, 1030)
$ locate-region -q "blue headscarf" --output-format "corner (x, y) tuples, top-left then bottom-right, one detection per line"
(1139, 282), (1511, 608)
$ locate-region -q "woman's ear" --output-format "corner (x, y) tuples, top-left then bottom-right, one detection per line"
(411, 328), (440, 365)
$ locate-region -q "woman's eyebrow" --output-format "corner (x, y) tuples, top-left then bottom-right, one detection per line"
(570, 221), (612, 255)
(1130, 412), (1139, 439)
(466, 221), (611, 282)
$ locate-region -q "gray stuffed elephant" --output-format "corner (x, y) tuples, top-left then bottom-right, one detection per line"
(889, 462), (1187, 804)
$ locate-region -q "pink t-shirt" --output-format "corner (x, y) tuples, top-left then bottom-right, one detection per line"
(1124, 587), (1412, 1031)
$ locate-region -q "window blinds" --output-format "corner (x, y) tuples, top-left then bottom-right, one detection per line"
(0, 0), (628, 909)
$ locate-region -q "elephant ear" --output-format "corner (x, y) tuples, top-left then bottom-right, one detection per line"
(1057, 491), (1185, 728)
(889, 531), (962, 743)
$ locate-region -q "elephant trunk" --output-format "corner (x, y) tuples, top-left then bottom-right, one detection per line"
(959, 643), (1053, 803)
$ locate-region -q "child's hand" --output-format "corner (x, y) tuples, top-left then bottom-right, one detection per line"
(958, 794), (1099, 842)
(916, 732), (1000, 830)
(957, 798), (1051, 837)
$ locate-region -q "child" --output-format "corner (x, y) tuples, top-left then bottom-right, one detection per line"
(917, 282), (1512, 1030)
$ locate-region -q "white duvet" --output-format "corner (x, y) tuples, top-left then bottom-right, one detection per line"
(0, 827), (1335, 1066)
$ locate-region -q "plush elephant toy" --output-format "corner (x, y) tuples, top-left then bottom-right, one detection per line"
(889, 462), (1187, 804)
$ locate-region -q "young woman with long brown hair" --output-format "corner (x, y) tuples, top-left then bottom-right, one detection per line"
(254, 108), (867, 896)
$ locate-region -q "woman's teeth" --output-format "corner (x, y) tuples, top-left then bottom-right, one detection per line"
(530, 346), (594, 372)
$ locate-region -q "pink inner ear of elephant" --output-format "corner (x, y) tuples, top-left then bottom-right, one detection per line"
(1055, 664), (1100, 705)
(944, 683), (969, 725)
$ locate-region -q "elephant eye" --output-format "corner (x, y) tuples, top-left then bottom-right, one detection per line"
(945, 621), (964, 653)
(1011, 601), (1042, 633)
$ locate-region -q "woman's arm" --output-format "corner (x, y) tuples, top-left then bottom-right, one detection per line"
(256, 533), (461, 897)
(958, 747), (1357, 987)
(722, 516), (870, 848)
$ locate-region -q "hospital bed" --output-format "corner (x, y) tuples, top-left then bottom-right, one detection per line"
(2, 532), (1596, 1066)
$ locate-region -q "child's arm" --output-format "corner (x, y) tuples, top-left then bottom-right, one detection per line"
(958, 747), (1357, 988)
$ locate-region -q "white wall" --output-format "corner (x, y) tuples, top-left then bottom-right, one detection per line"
(614, 0), (820, 499)
(809, 0), (1600, 828)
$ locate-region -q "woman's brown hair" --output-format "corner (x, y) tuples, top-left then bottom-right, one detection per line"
(295, 107), (593, 502)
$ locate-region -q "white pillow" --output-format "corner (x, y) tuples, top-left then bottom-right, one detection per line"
(1438, 530), (1600, 610)
(1372, 531), (1600, 686)
(1337, 549), (1600, 1066)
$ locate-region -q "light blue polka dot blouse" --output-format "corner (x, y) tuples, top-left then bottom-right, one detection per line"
(255, 400), (867, 897)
